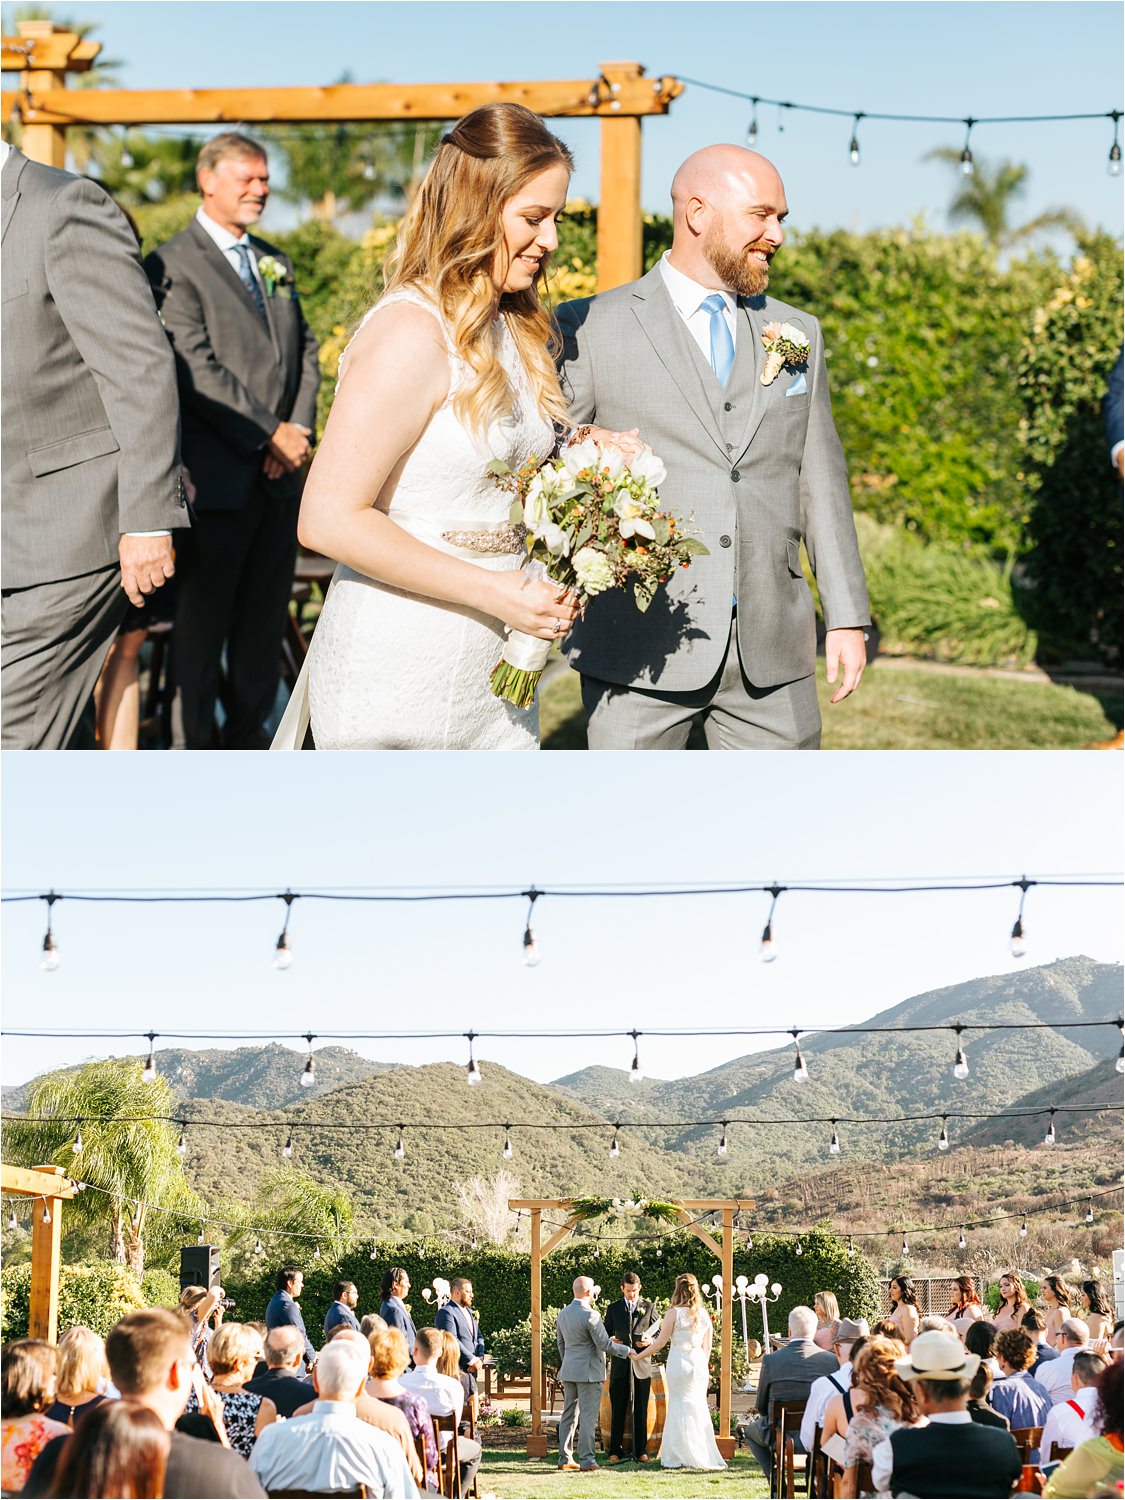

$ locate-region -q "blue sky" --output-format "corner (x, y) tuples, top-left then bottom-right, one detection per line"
(2, 751), (1121, 1087)
(11, 2), (1123, 242)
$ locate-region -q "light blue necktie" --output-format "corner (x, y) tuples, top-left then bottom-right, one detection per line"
(700, 292), (735, 386)
(233, 242), (268, 322)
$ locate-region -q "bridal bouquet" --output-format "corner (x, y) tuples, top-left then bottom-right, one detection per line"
(487, 437), (708, 708)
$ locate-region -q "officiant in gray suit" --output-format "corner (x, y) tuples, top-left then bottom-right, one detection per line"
(1, 141), (185, 749)
(556, 145), (870, 750)
(145, 132), (320, 749)
(556, 1276), (630, 1472)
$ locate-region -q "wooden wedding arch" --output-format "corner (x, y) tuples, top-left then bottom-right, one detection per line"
(509, 1197), (756, 1461)
(0, 1163), (76, 1343)
(1, 22), (683, 290)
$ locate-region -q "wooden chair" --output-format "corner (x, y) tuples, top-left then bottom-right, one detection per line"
(432, 1411), (462, 1499)
(1010, 1425), (1044, 1467)
(266, 1489), (367, 1499)
(414, 1429), (428, 1487)
(465, 1394), (480, 1498)
(808, 1424), (829, 1498)
(771, 1399), (807, 1498)
(1049, 1446), (1074, 1464)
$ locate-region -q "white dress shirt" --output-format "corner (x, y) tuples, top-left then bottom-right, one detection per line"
(248, 1400), (419, 1497)
(871, 1409), (970, 1493)
(195, 205), (266, 291)
(658, 252), (738, 366)
(800, 1360), (852, 1453)
(1038, 1347), (1082, 1405)
(1040, 1384), (1098, 1462)
(399, 1364), (463, 1445)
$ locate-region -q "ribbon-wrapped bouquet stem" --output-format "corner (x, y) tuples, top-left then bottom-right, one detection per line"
(487, 436), (708, 709)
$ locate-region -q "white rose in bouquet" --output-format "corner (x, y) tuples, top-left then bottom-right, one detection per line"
(597, 445), (628, 483)
(559, 437), (600, 479)
(628, 448), (668, 489)
(573, 546), (616, 594)
(614, 493), (656, 541)
(523, 473), (550, 532)
(540, 521), (570, 558)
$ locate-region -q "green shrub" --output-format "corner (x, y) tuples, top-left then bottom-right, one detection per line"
(501, 1407), (531, 1428)
(0, 1262), (147, 1341)
(140, 1266), (181, 1309)
(489, 1308), (560, 1374)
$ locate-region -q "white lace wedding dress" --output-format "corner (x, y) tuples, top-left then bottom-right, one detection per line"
(271, 288), (555, 750)
(658, 1309), (727, 1470)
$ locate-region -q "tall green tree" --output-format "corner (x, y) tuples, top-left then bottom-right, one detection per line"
(222, 1168), (354, 1270)
(4, 1060), (201, 1276)
(925, 149), (1084, 250)
(91, 130), (204, 206)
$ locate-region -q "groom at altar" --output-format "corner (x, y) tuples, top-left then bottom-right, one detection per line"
(604, 1273), (658, 1463)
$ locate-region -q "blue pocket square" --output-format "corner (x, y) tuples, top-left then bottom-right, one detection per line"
(785, 373), (808, 397)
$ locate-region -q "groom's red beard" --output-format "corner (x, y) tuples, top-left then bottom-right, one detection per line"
(703, 219), (772, 297)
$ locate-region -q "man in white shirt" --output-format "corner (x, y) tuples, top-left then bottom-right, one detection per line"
(1040, 1351), (1106, 1463)
(401, 1327), (482, 1493)
(799, 1318), (869, 1454)
(1037, 1318), (1092, 1405)
(249, 1338), (418, 1498)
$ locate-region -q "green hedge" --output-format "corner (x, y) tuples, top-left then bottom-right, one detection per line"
(1, 1262), (149, 1341)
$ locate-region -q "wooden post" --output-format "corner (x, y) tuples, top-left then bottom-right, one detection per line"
(527, 1207), (548, 1458)
(16, 22), (69, 167)
(716, 1207), (737, 1460)
(28, 1166), (66, 1342)
(596, 61), (644, 292)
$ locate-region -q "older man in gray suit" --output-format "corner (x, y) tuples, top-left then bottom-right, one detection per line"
(556, 1276), (630, 1472)
(743, 1305), (839, 1485)
(1, 141), (185, 749)
(557, 145), (870, 749)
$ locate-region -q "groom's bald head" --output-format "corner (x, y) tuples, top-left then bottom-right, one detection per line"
(669, 145), (788, 296)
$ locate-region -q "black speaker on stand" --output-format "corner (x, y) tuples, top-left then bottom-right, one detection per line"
(180, 1244), (221, 1291)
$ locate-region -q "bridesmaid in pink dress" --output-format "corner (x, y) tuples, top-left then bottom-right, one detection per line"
(813, 1291), (840, 1351)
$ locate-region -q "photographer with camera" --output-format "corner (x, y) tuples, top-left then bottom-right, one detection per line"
(179, 1284), (226, 1378)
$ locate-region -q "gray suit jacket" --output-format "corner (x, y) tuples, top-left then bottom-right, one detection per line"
(556, 265), (870, 691)
(556, 1298), (625, 1384)
(755, 1337), (839, 1419)
(144, 217), (320, 512)
(1, 149), (186, 589)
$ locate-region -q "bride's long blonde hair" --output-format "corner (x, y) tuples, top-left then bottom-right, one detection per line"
(381, 102), (573, 440)
(669, 1273), (706, 1330)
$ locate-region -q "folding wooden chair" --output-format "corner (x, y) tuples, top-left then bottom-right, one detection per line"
(1010, 1425), (1044, 1466)
(433, 1410), (462, 1498)
(771, 1399), (808, 1498)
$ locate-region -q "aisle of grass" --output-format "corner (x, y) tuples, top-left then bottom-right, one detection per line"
(482, 1449), (768, 1498)
(540, 659), (1119, 750)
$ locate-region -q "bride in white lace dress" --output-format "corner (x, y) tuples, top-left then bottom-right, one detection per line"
(630, 1273), (727, 1471)
(272, 104), (599, 750)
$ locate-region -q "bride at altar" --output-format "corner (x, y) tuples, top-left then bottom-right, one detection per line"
(630, 1273), (727, 1470)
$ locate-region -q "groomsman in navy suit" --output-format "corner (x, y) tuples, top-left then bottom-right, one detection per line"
(380, 1267), (417, 1367)
(435, 1277), (486, 1393)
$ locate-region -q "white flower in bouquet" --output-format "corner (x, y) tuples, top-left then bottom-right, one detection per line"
(614, 493), (656, 541)
(573, 546), (615, 594)
(540, 520), (570, 558)
(596, 445), (628, 483)
(628, 448), (668, 489)
(523, 473), (550, 531)
(559, 437), (600, 479)
(780, 321), (809, 347)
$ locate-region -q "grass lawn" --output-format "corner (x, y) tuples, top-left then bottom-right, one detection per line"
(482, 1448), (768, 1498)
(540, 659), (1120, 750)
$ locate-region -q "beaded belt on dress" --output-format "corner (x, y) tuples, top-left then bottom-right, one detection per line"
(440, 522), (527, 554)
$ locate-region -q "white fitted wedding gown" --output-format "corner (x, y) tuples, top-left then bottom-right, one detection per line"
(271, 288), (554, 750)
(658, 1309), (727, 1470)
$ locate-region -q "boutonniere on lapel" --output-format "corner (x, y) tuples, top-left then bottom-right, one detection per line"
(760, 320), (810, 386)
(255, 255), (290, 298)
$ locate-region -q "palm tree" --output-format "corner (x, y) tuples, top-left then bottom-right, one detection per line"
(4, 1059), (201, 1276)
(223, 1168), (354, 1268)
(925, 149), (1085, 250)
(91, 129), (204, 205)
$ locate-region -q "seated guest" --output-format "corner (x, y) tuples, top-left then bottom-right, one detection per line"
(946, 1275), (984, 1338)
(249, 1339), (418, 1498)
(366, 1326), (438, 1489)
(744, 1306), (838, 1484)
(993, 1270), (1032, 1333)
(438, 1328), (475, 1413)
(182, 1322), (276, 1457)
(966, 1364), (1010, 1428)
(1038, 1318), (1093, 1405)
(21, 1308), (265, 1498)
(48, 1399), (169, 1498)
(1040, 1350), (1107, 1464)
(1042, 1276), (1074, 1350)
(965, 1319), (1002, 1377)
(918, 1316), (957, 1335)
(360, 1312), (388, 1339)
(43, 1326), (109, 1427)
(840, 1334), (922, 1499)
(1, 1340), (70, 1494)
(325, 1280), (362, 1337)
(800, 1319), (869, 1454)
(870, 1319), (904, 1341)
(988, 1330), (1049, 1458)
(1045, 1357), (1124, 1498)
(813, 1291), (841, 1351)
(819, 1338), (868, 1450)
(245, 1326), (316, 1416)
(1023, 1308), (1060, 1376)
(264, 1265), (315, 1370)
(434, 1277), (485, 1392)
(870, 1330), (1021, 1497)
(402, 1328), (482, 1495)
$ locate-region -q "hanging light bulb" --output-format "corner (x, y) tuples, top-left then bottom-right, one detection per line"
(141, 1032), (158, 1084)
(655, 1241), (663, 1258)
(901, 1234), (909, 1256)
(131, 1203), (141, 1230)
(72, 1124), (84, 1155)
(609, 1127), (620, 1159)
(300, 1033), (316, 1089)
(471, 1237), (478, 1251)
(594, 1241), (602, 1259)
(848, 113), (864, 166)
(1020, 1217), (1028, 1238)
(958, 1228), (967, 1251)
(465, 1032), (482, 1086)
(197, 1225), (205, 1245)
(959, 118), (975, 175)
(1044, 1109), (1056, 1147)
(120, 132), (134, 169)
(1109, 111), (1122, 176)
(177, 1125), (187, 1156)
(829, 1121), (841, 1155)
(42, 1202), (52, 1225)
(362, 155), (376, 181)
(747, 97), (760, 148)
(791, 1030), (809, 1083)
(502, 1127), (513, 1161)
(40, 892), (61, 971)
(760, 884), (783, 961)
(7, 1207), (17, 1232)
(847, 1238), (855, 1258)
(629, 1030), (643, 1083)
(1116, 1019), (1124, 1074)
(313, 1244), (321, 1260)
(795, 1240), (803, 1256)
(254, 1237), (263, 1255)
(521, 888), (541, 966)
(1085, 1200), (1095, 1224)
(1009, 876), (1032, 957)
(394, 1126), (406, 1160)
(938, 1117), (949, 1151)
(952, 1025), (969, 1081)
(274, 891), (296, 969)
(717, 1122), (729, 1157)
(283, 1132), (294, 1158)
(370, 1244), (378, 1260)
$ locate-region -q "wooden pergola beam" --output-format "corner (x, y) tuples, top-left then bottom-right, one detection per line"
(674, 1207), (723, 1259)
(3, 1164), (76, 1344)
(1, 1163), (78, 1199)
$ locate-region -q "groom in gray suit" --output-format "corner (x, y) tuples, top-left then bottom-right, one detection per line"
(556, 1277), (629, 1471)
(557, 146), (870, 749)
(1, 141), (185, 749)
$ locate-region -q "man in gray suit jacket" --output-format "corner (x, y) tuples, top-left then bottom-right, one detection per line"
(145, 132), (319, 749)
(1, 142), (186, 749)
(743, 1305), (839, 1484)
(556, 1277), (629, 1471)
(557, 145), (870, 749)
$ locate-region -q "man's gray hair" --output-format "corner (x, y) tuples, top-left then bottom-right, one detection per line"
(265, 1325), (305, 1368)
(314, 1339), (369, 1401)
(1061, 1317), (1090, 1346)
(196, 131), (267, 182)
(789, 1306), (818, 1339)
(920, 1316), (956, 1334)
(359, 1313), (388, 1338)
